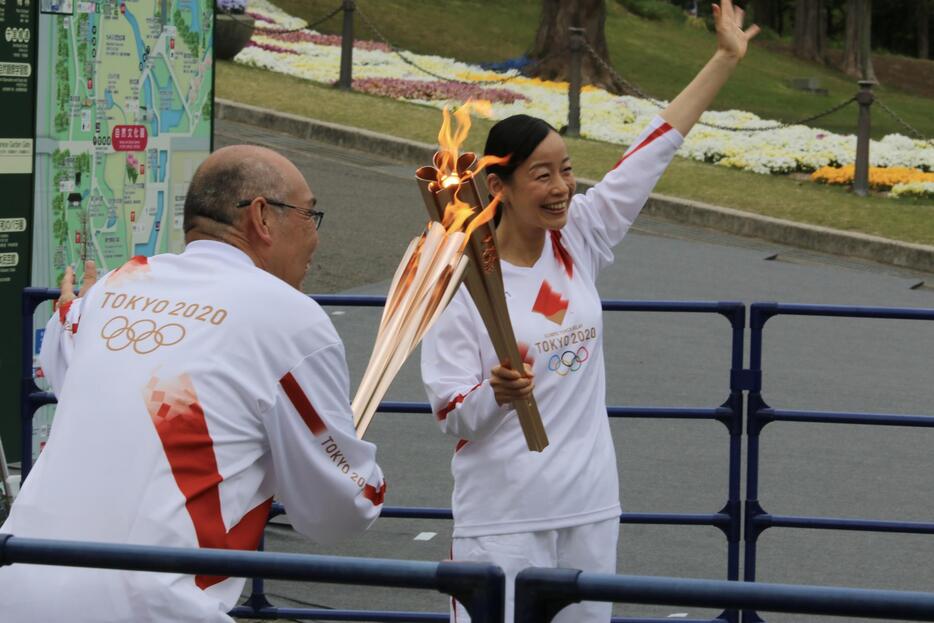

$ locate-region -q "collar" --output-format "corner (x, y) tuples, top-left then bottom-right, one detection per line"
(183, 239), (256, 267)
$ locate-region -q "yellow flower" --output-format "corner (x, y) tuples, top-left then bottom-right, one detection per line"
(811, 165), (934, 190)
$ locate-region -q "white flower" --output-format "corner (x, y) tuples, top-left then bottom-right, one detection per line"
(237, 1), (933, 178)
(890, 181), (934, 199)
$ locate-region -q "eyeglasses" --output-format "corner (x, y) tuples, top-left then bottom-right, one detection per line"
(236, 197), (324, 230)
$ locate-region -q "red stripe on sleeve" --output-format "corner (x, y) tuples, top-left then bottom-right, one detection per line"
(436, 382), (482, 421)
(363, 481), (386, 506)
(280, 371), (328, 436)
(611, 122), (673, 170)
(57, 299), (73, 325)
(455, 439), (469, 453)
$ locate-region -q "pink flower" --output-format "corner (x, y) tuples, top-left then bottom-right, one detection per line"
(265, 30), (391, 52)
(348, 77), (528, 104)
(246, 11), (275, 24)
(246, 41), (298, 55)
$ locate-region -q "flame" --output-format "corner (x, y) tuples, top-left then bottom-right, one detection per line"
(435, 100), (508, 186)
(470, 100), (494, 118)
(431, 102), (510, 247)
(436, 105), (472, 181)
(463, 194), (501, 247)
(443, 195), (474, 233)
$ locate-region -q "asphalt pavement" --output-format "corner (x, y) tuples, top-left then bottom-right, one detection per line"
(216, 119), (934, 623)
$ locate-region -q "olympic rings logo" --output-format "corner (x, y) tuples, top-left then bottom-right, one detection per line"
(547, 346), (589, 376)
(100, 315), (186, 354)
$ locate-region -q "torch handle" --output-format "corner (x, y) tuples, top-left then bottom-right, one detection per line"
(489, 289), (549, 453)
(461, 247), (549, 452)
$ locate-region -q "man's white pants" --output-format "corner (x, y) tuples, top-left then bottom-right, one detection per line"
(450, 517), (619, 622)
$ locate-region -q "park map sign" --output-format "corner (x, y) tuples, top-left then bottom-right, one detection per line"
(0, 0), (214, 461)
(35, 0), (213, 288)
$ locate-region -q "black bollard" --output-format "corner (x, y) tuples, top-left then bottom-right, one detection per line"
(567, 27), (585, 138)
(337, 0), (355, 90)
(853, 80), (875, 197)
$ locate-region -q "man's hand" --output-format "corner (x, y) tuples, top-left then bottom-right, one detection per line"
(56, 260), (98, 310)
(490, 361), (535, 406)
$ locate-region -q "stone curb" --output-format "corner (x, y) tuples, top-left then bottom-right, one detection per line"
(216, 98), (934, 275)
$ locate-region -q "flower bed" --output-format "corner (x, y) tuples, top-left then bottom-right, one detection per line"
(239, 0), (934, 195)
(812, 165), (934, 198)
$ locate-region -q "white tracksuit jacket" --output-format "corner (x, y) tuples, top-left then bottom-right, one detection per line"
(0, 240), (385, 622)
(421, 117), (682, 538)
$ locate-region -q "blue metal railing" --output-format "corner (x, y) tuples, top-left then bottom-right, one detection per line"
(10, 535), (934, 623)
(513, 567), (934, 623)
(0, 534), (504, 622)
(19, 288), (744, 623)
(744, 302), (934, 623)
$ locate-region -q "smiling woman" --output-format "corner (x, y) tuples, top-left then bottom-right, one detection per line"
(419, 3), (761, 622)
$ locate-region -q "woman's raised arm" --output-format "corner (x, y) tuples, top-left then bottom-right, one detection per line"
(660, 0), (761, 136)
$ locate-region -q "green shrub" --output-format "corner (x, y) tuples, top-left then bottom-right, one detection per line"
(617, 0), (687, 23)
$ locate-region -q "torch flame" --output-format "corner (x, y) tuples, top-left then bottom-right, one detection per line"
(464, 194), (501, 244)
(432, 101), (511, 242)
(436, 105), (472, 181)
(443, 195), (474, 234)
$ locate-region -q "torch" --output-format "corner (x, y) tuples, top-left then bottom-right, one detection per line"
(415, 102), (548, 452)
(352, 222), (470, 439)
(352, 102), (548, 453)
(415, 151), (549, 452)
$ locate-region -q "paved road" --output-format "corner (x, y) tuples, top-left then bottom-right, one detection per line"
(216, 119), (934, 622)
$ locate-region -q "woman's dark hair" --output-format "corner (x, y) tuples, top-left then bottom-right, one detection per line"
(484, 114), (557, 182)
(484, 115), (557, 224)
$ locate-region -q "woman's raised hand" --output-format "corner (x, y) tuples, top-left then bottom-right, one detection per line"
(712, 0), (761, 61)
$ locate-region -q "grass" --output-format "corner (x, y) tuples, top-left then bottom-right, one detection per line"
(216, 61), (934, 245)
(272, 0), (934, 141)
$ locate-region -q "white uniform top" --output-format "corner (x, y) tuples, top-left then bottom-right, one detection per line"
(0, 240), (385, 623)
(421, 118), (682, 538)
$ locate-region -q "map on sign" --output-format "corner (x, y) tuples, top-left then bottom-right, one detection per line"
(34, 0), (213, 287)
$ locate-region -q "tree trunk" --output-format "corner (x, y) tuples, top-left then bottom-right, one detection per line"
(842, 0), (876, 80)
(793, 0), (825, 62)
(919, 0), (930, 59)
(526, 0), (628, 95)
(751, 0), (780, 31)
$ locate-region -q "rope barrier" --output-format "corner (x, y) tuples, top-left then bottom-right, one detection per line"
(354, 4), (547, 86)
(582, 40), (858, 132)
(875, 98), (934, 148)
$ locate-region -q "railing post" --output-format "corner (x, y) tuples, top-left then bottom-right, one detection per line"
(566, 27), (584, 138)
(436, 561), (506, 622)
(515, 567), (581, 623)
(337, 0), (355, 90)
(239, 534), (273, 611)
(20, 290), (39, 479)
(853, 80), (875, 197)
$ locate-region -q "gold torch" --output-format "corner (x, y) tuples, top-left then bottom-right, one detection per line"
(414, 108), (549, 452)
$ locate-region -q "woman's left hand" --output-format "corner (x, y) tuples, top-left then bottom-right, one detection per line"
(713, 0), (761, 61)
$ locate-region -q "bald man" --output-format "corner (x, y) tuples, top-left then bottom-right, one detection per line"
(0, 145), (386, 623)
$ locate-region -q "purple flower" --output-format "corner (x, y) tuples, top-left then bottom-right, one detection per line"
(348, 78), (528, 104)
(246, 41), (298, 55)
(266, 31), (391, 52)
